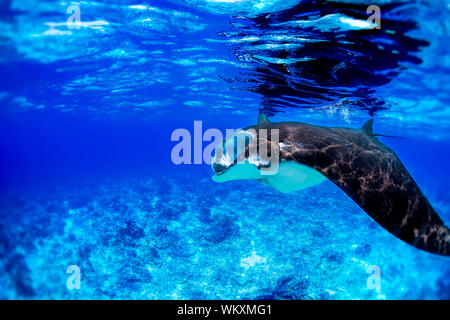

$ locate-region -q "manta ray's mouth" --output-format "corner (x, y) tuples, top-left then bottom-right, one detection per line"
(212, 162), (230, 175)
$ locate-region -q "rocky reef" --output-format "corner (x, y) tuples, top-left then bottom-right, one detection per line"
(0, 172), (449, 299)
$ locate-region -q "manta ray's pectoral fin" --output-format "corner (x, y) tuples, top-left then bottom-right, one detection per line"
(313, 137), (450, 256)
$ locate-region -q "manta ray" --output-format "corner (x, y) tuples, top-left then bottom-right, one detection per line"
(211, 113), (450, 256)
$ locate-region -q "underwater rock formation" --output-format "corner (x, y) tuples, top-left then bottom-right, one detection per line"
(0, 174), (448, 299)
(203, 214), (239, 244)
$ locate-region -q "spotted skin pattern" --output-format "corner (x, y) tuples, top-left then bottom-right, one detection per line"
(251, 119), (450, 256)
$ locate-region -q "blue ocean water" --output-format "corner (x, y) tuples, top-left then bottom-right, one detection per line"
(0, 0), (449, 299)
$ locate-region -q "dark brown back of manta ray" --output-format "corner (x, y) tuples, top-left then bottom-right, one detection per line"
(266, 120), (450, 256)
